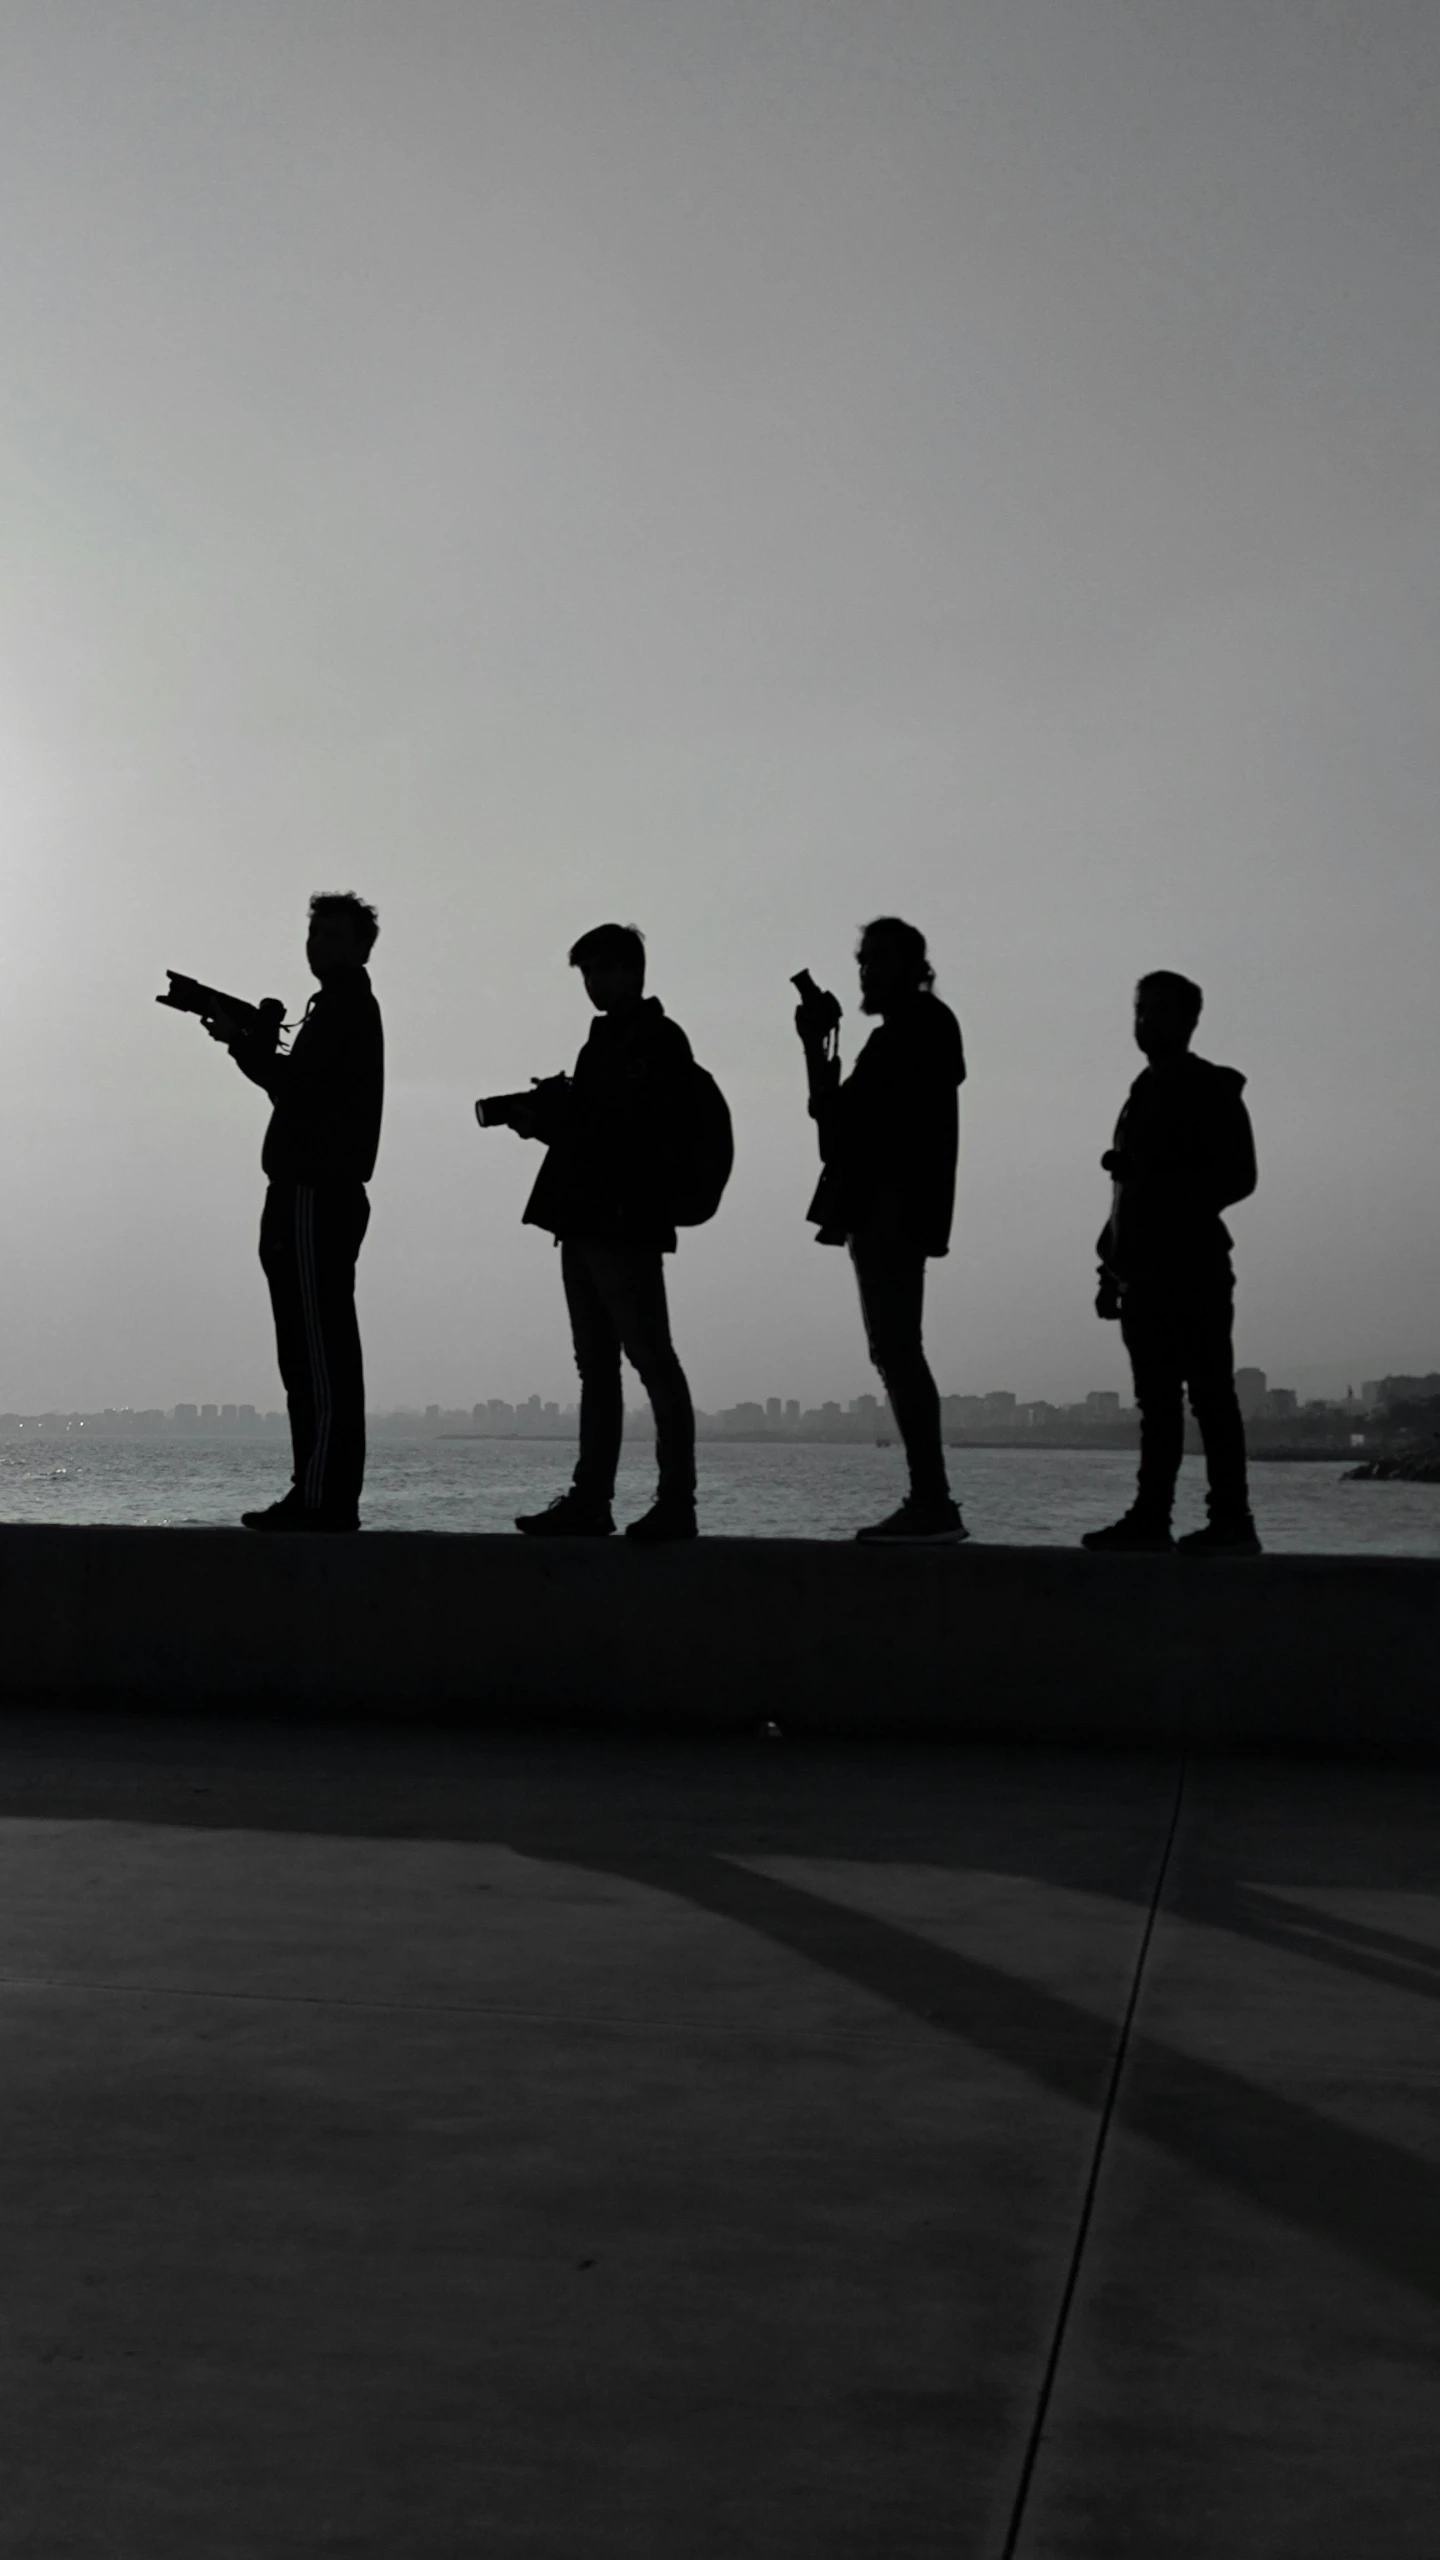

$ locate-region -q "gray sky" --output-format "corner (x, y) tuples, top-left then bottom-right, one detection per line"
(1, 0), (1435, 1411)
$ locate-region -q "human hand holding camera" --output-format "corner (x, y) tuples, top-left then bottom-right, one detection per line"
(474, 1073), (571, 1142)
(791, 969), (842, 1055)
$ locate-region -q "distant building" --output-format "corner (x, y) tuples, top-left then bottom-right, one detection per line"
(1264, 1388), (1298, 1420)
(1369, 1374), (1440, 1412)
(784, 1399), (800, 1424)
(1085, 1391), (1120, 1420)
(723, 1402), (766, 1433)
(1234, 1367), (1268, 1420)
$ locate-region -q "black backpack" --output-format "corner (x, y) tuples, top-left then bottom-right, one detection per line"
(666, 1060), (734, 1227)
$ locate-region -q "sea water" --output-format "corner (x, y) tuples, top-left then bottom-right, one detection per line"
(0, 1435), (1434, 1554)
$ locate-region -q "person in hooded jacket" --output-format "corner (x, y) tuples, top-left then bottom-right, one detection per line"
(505, 923), (699, 1545)
(1083, 970), (1260, 1556)
(798, 916), (968, 1541)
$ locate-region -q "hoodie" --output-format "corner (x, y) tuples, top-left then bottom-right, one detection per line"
(1098, 1052), (1256, 1283)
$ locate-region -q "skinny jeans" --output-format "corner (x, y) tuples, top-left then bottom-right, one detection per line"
(562, 1238), (695, 1505)
(849, 1239), (951, 1507)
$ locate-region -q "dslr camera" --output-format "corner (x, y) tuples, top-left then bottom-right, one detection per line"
(474, 1072), (571, 1135)
(157, 973), (286, 1052)
(791, 968), (842, 1054)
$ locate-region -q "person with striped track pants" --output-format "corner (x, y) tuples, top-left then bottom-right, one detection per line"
(217, 892), (384, 1533)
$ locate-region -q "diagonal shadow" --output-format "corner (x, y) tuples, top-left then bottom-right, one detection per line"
(1195, 1884), (1440, 2008)
(509, 1839), (1440, 2312)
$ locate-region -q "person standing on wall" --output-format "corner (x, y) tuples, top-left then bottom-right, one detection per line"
(479, 923), (730, 1545)
(221, 893), (383, 1532)
(796, 917), (968, 1542)
(1082, 969), (1260, 1556)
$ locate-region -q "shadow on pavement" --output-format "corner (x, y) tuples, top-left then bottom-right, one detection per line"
(1, 1713), (1437, 2311)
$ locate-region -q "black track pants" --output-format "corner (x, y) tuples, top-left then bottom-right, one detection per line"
(259, 1181), (370, 1519)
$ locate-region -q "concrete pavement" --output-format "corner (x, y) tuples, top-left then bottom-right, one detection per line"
(0, 1720), (1433, 2555)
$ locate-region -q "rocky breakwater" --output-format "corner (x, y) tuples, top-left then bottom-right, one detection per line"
(1344, 1445), (1440, 1483)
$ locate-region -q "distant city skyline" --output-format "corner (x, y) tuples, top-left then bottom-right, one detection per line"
(6, 1366), (1432, 1435)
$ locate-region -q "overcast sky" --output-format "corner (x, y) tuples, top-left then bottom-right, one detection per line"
(0, 0), (1435, 1412)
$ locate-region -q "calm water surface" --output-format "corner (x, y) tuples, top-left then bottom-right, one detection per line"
(0, 1435), (1434, 1554)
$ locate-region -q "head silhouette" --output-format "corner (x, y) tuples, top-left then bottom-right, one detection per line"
(857, 917), (934, 1017)
(307, 893), (379, 976)
(1134, 970), (1202, 1064)
(570, 921), (646, 1014)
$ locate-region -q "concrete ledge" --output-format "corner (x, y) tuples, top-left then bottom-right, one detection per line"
(0, 1525), (1435, 1752)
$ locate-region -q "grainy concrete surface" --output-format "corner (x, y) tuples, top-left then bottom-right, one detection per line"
(0, 1720), (1433, 2557)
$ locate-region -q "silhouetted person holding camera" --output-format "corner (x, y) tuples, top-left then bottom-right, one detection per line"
(796, 918), (967, 1541)
(215, 894), (383, 1532)
(483, 925), (704, 1544)
(1083, 970), (1259, 1557)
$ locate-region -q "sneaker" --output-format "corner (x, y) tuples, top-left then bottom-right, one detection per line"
(856, 1497), (969, 1544)
(514, 1490), (615, 1538)
(625, 1497), (698, 1545)
(1080, 1513), (1174, 1554)
(240, 1494), (304, 1532)
(242, 1500), (359, 1534)
(1176, 1519), (1262, 1557)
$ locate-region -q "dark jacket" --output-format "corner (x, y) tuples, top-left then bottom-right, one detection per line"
(1098, 1052), (1256, 1284)
(523, 997), (694, 1253)
(807, 992), (966, 1256)
(233, 967), (384, 1186)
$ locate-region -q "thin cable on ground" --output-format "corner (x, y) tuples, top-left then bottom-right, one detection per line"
(999, 1755), (1189, 2560)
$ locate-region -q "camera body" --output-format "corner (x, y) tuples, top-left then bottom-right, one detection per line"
(157, 973), (286, 1051)
(792, 968), (842, 1048)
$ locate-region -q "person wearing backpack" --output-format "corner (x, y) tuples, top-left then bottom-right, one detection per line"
(488, 923), (730, 1545)
(797, 916), (968, 1542)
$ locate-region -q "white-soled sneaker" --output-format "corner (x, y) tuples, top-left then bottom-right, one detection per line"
(856, 1498), (969, 1544)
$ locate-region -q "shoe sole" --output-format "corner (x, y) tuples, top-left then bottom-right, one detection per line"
(856, 1527), (970, 1544)
(514, 1520), (615, 1538)
(244, 1522), (359, 1535)
(1081, 1542), (1175, 1555)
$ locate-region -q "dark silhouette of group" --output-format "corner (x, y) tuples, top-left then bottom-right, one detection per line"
(180, 896), (1261, 1555)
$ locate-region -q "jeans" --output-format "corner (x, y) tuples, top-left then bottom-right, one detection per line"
(260, 1180), (370, 1518)
(1121, 1267), (1250, 1524)
(562, 1238), (696, 1505)
(849, 1239), (951, 1507)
